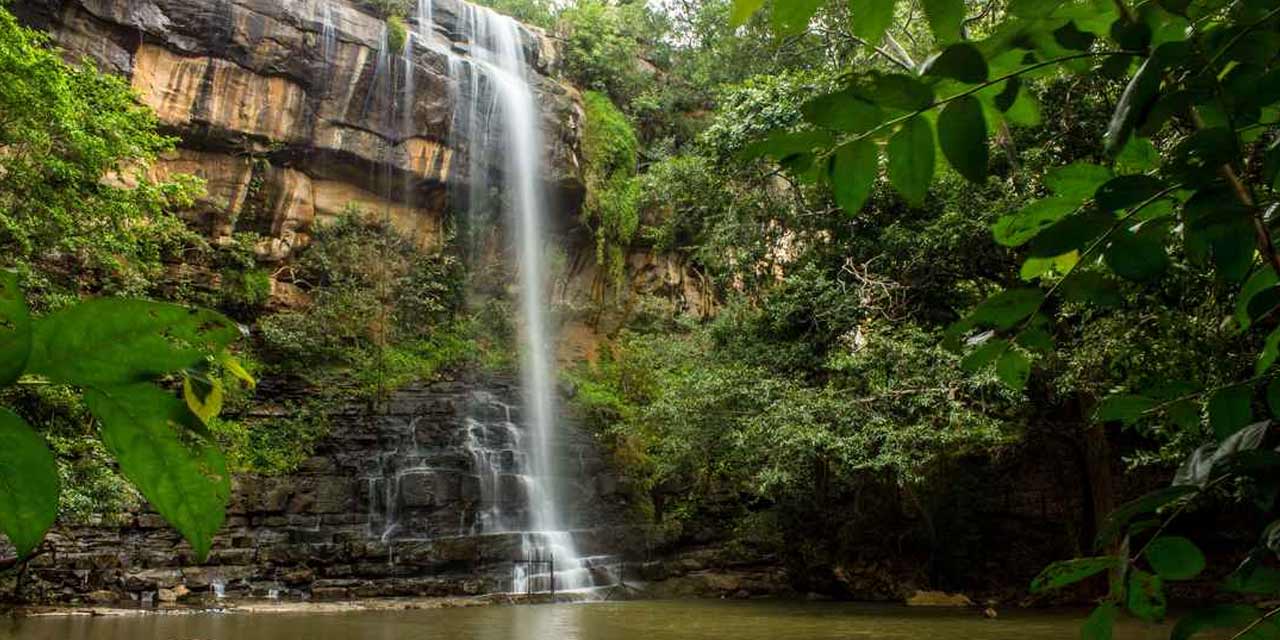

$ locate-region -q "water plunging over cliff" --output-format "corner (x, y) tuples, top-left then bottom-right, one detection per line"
(449, 3), (600, 594)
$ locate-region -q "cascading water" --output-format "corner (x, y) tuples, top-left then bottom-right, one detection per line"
(338, 0), (612, 595)
(319, 1), (336, 67)
(449, 4), (602, 594)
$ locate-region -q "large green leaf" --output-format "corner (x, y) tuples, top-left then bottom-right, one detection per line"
(1103, 57), (1162, 157)
(1171, 605), (1266, 640)
(740, 129), (836, 161)
(996, 348), (1031, 390)
(730, 0), (766, 26)
(1209, 384), (1253, 442)
(1145, 536), (1205, 580)
(1029, 556), (1116, 593)
(1045, 162), (1114, 203)
(1096, 485), (1198, 549)
(1028, 208), (1113, 257)
(961, 336), (1008, 372)
(1238, 269), (1280, 332)
(802, 90), (884, 132)
(1082, 603), (1117, 640)
(771, 0), (825, 35)
(1225, 564), (1280, 595)
(1260, 326), (1280, 375)
(85, 384), (230, 561)
(849, 0), (897, 44)
(829, 139), (879, 214)
(887, 116), (935, 206)
(993, 197), (1078, 246)
(1127, 569), (1167, 622)
(921, 0), (964, 43)
(864, 73), (935, 111)
(1105, 227), (1168, 282)
(1094, 393), (1157, 424)
(937, 96), (988, 183)
(0, 408), (59, 558)
(921, 43), (989, 83)
(0, 272), (31, 387)
(1174, 421), (1270, 487)
(1166, 128), (1238, 187)
(1094, 175), (1166, 212)
(1062, 272), (1124, 308)
(968, 288), (1044, 330)
(28, 299), (239, 387)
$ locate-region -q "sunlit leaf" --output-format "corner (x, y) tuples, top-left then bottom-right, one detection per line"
(993, 197), (1078, 246)
(730, 0), (766, 27)
(1045, 162), (1113, 202)
(829, 138), (878, 214)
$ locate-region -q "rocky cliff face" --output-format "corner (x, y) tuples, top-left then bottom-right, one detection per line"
(19, 378), (638, 604)
(15, 0), (585, 262)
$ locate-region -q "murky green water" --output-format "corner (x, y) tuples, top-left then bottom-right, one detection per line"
(0, 600), (1171, 640)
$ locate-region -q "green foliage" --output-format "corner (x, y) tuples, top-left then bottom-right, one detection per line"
(1028, 556), (1116, 594)
(558, 0), (651, 104)
(258, 212), (469, 398)
(387, 15), (408, 54)
(0, 6), (202, 301)
(0, 269), (245, 560)
(581, 91), (642, 292)
(210, 401), (332, 476)
(720, 0), (1280, 623)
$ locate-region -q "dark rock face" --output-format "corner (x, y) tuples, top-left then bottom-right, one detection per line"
(20, 378), (632, 605)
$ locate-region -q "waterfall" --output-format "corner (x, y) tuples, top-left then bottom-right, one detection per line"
(319, 1), (336, 66)
(450, 5), (596, 593)
(416, 0), (433, 39)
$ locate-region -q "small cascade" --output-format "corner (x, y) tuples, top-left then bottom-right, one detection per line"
(361, 24), (392, 122)
(211, 579), (226, 600)
(416, 0), (433, 39)
(319, 1), (336, 66)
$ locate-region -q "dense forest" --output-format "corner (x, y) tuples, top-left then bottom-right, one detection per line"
(1, 0), (1280, 636)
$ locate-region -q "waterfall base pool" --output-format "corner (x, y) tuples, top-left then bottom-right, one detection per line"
(0, 600), (1173, 640)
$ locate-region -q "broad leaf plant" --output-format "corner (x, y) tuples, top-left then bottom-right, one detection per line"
(733, 0), (1280, 636)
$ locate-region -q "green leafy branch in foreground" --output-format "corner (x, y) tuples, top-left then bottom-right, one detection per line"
(733, 0), (1280, 636)
(0, 271), (251, 561)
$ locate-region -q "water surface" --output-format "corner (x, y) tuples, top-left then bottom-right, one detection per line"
(0, 600), (1172, 640)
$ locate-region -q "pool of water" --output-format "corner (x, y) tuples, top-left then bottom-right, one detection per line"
(0, 600), (1171, 640)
